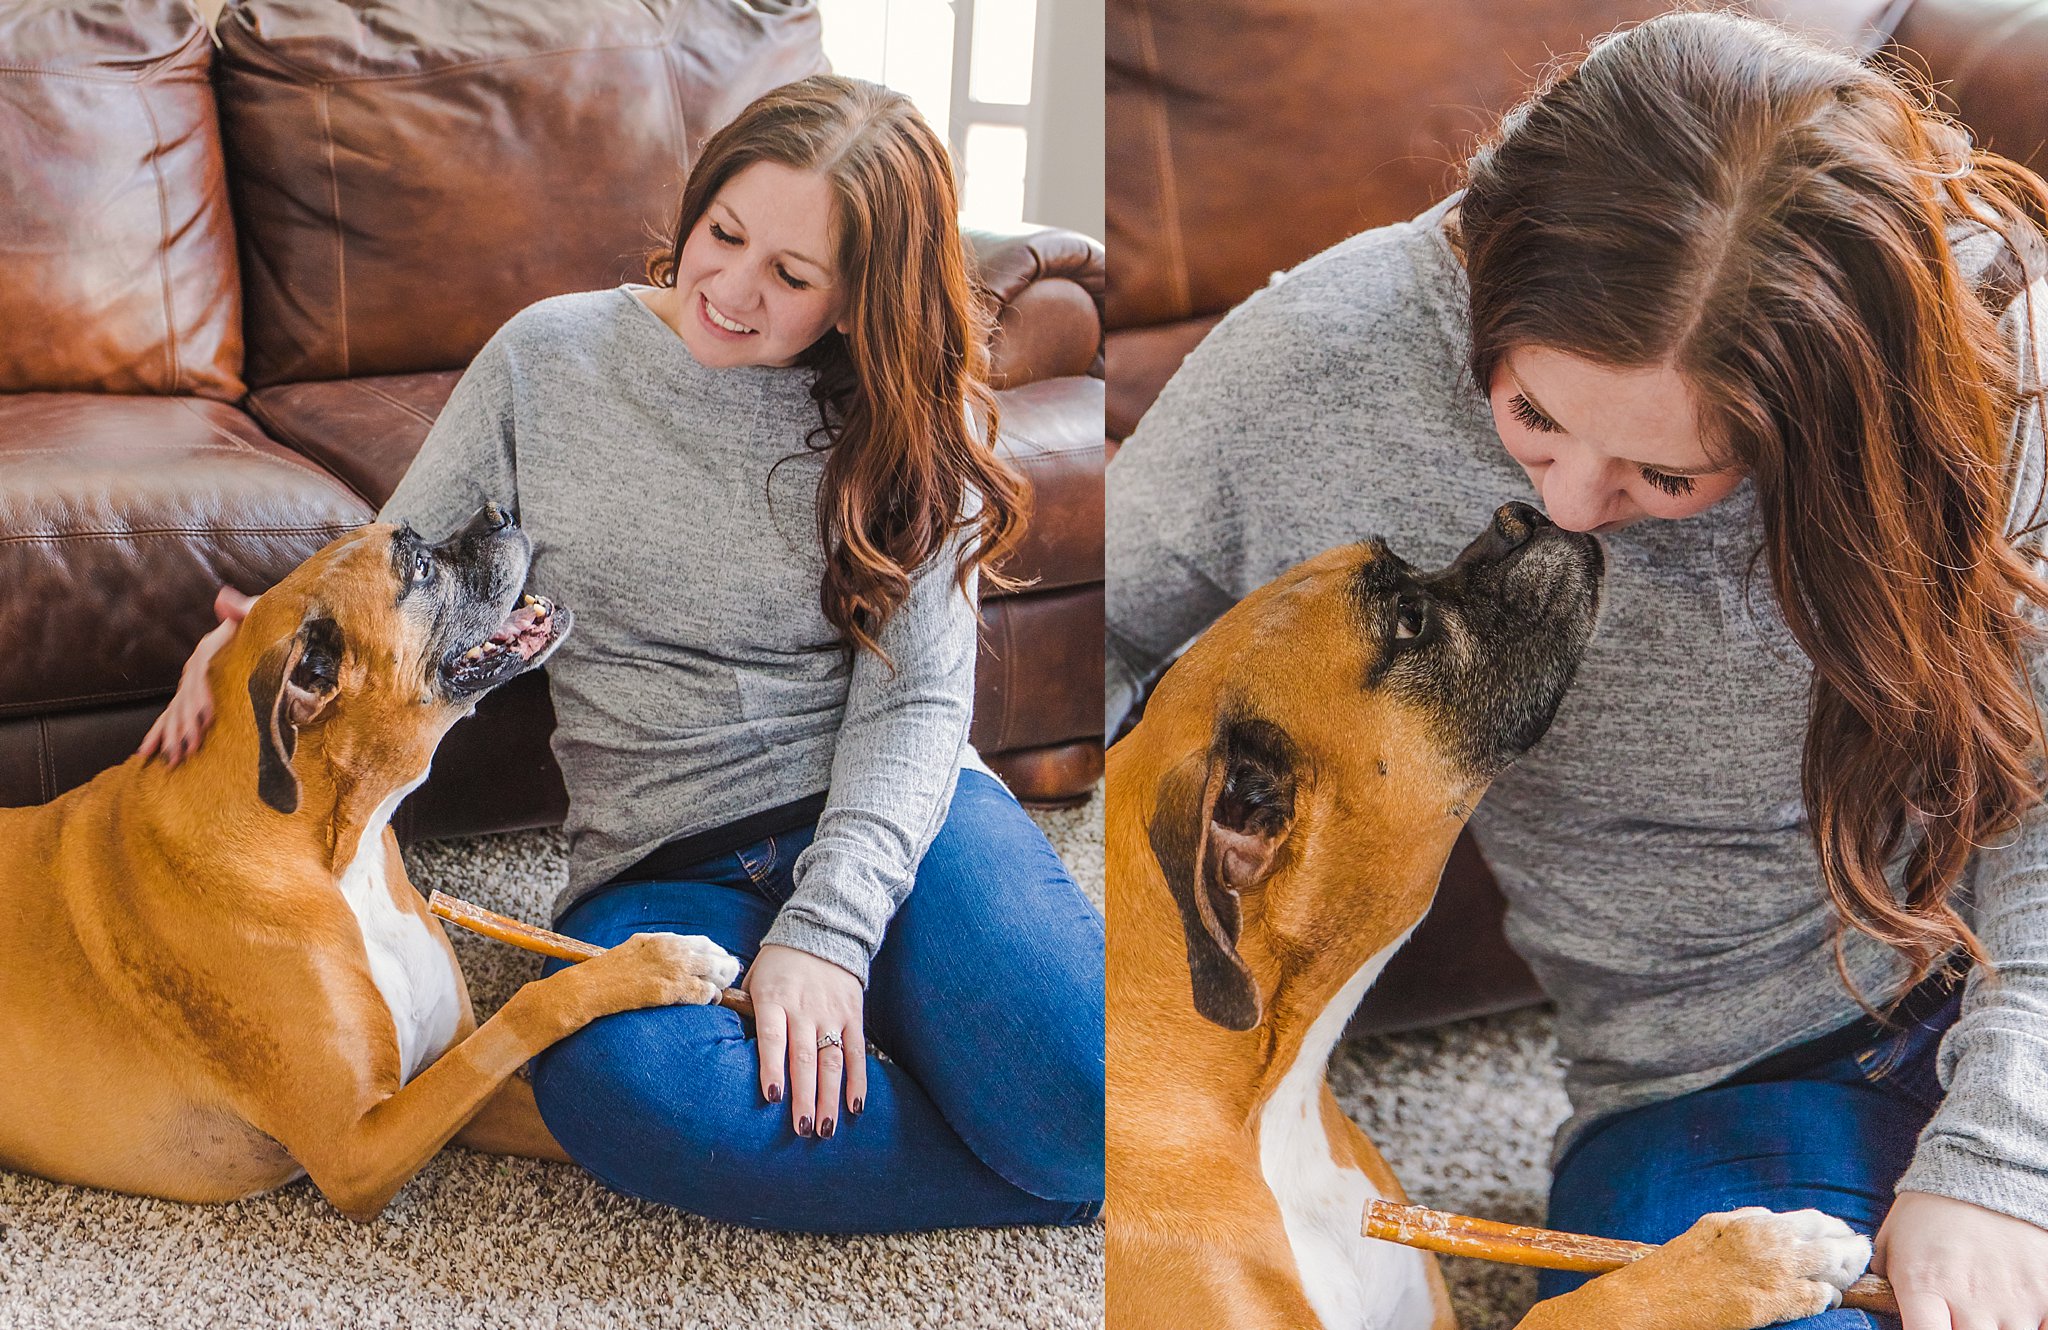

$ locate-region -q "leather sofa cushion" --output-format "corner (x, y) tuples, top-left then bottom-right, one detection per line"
(249, 370), (1106, 593)
(0, 394), (372, 717)
(1106, 0), (1904, 333)
(214, 0), (827, 388)
(1889, 0), (2048, 174)
(0, 0), (243, 399)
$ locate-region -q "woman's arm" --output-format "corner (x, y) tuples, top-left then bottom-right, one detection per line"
(1882, 273), (2048, 1323)
(744, 524), (981, 1136)
(375, 330), (522, 532)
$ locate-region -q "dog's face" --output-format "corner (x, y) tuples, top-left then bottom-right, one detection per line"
(229, 504), (574, 817)
(1133, 503), (1602, 1030)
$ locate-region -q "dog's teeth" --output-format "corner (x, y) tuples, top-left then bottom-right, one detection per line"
(522, 595), (537, 607)
(465, 646), (484, 660)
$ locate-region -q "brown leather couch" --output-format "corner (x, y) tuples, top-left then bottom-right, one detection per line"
(1106, 0), (2045, 1032)
(0, 0), (1107, 846)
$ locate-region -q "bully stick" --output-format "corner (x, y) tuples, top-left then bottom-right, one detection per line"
(427, 889), (755, 1021)
(1363, 1200), (1898, 1318)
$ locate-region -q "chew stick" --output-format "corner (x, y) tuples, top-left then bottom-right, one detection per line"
(428, 889), (755, 1021)
(1363, 1200), (1897, 1318)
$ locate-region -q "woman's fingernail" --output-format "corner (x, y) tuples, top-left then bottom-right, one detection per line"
(798, 1116), (814, 1137)
(767, 1084), (782, 1104)
(819, 1118), (836, 1139)
(849, 1098), (864, 1116)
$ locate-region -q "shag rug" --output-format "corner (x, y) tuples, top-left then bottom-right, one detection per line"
(0, 791), (1108, 1330)
(0, 774), (1573, 1329)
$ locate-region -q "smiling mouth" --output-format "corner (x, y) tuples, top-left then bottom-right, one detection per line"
(702, 293), (757, 335)
(441, 592), (569, 691)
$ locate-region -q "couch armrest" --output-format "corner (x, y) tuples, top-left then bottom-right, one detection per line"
(965, 225), (1107, 388)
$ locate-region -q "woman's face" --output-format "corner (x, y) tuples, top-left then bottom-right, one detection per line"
(667, 160), (851, 369)
(1487, 346), (1747, 532)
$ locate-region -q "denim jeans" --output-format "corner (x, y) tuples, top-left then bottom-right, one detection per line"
(528, 769), (1105, 1233)
(1536, 985), (1961, 1328)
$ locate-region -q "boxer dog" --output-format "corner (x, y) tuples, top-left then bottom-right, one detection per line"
(0, 505), (740, 1220)
(1106, 502), (1872, 1329)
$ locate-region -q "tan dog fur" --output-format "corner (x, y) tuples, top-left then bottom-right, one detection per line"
(0, 520), (737, 1220)
(1106, 536), (1870, 1330)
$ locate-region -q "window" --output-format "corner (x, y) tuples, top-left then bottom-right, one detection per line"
(818, 0), (1046, 230)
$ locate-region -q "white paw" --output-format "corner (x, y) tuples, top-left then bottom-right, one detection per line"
(1713, 1207), (1872, 1312)
(669, 934), (741, 990)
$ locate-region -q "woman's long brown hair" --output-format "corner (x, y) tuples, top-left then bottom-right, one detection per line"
(649, 74), (1028, 661)
(1455, 7), (2048, 995)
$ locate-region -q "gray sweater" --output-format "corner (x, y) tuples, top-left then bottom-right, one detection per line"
(1107, 191), (2048, 1226)
(382, 286), (984, 985)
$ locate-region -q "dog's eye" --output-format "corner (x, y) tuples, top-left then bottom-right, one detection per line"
(411, 550), (434, 585)
(1393, 595), (1428, 641)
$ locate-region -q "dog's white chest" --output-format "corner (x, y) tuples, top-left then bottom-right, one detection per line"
(1258, 936), (1433, 1330)
(336, 778), (461, 1084)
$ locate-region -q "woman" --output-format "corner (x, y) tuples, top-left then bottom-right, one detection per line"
(143, 75), (1103, 1234)
(1108, 11), (2046, 1326)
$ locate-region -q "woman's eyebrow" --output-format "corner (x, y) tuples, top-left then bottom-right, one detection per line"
(711, 200), (829, 273)
(1507, 364), (1719, 476)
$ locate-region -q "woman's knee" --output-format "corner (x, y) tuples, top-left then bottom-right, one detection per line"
(530, 1000), (756, 1179)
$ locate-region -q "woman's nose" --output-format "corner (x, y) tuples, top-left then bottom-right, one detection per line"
(1536, 454), (1620, 532)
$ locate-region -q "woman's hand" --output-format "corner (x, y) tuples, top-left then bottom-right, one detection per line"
(742, 942), (867, 1138)
(137, 586), (257, 767)
(1876, 1190), (2048, 1328)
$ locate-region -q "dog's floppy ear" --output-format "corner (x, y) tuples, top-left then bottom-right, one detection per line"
(1147, 715), (1301, 1030)
(247, 613), (345, 815)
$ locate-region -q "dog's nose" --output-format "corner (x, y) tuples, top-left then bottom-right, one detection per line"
(457, 502), (516, 539)
(1494, 502), (1548, 547)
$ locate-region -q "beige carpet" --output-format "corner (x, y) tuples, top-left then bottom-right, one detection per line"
(0, 791), (1106, 1330)
(1339, 1008), (1571, 1329)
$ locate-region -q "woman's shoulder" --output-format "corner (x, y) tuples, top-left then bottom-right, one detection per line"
(1139, 194), (1473, 435)
(1223, 194), (1465, 340)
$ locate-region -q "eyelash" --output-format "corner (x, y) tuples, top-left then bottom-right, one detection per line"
(1506, 393), (1697, 498)
(706, 221), (810, 290)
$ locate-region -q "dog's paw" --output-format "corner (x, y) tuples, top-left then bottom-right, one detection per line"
(1662, 1207), (1871, 1327)
(598, 931), (741, 1007)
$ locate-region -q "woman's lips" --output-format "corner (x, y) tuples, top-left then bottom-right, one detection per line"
(699, 291), (758, 339)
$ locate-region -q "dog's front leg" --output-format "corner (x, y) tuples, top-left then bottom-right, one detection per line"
(1513, 1208), (1871, 1330)
(246, 930), (737, 1220)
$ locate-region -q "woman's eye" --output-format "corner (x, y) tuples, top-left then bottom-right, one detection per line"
(1507, 394), (1561, 434)
(708, 221), (741, 245)
(1641, 468), (1697, 498)
(1394, 596), (1428, 641)
(778, 267), (809, 291)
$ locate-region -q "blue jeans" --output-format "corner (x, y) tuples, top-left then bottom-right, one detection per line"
(529, 769), (1105, 1233)
(1537, 985), (1961, 1328)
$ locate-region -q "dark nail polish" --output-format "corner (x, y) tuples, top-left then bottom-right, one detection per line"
(767, 1084), (782, 1104)
(849, 1098), (864, 1116)
(819, 1118), (836, 1139)
(798, 1116), (814, 1137)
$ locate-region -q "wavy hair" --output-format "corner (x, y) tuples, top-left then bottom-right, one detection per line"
(649, 74), (1029, 660)
(1453, 7), (2048, 994)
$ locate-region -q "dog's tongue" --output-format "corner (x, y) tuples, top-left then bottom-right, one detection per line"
(489, 602), (551, 659)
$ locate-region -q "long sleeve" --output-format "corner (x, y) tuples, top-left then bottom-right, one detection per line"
(1896, 272), (2048, 1227)
(375, 332), (520, 534)
(760, 528), (981, 985)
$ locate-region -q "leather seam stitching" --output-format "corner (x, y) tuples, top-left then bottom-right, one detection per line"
(322, 84), (349, 376)
(350, 379), (438, 425)
(0, 521), (364, 549)
(1129, 0), (1190, 319)
(133, 78), (182, 393)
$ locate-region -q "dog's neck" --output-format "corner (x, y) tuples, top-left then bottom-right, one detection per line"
(1107, 769), (1440, 1128)
(133, 722), (422, 883)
